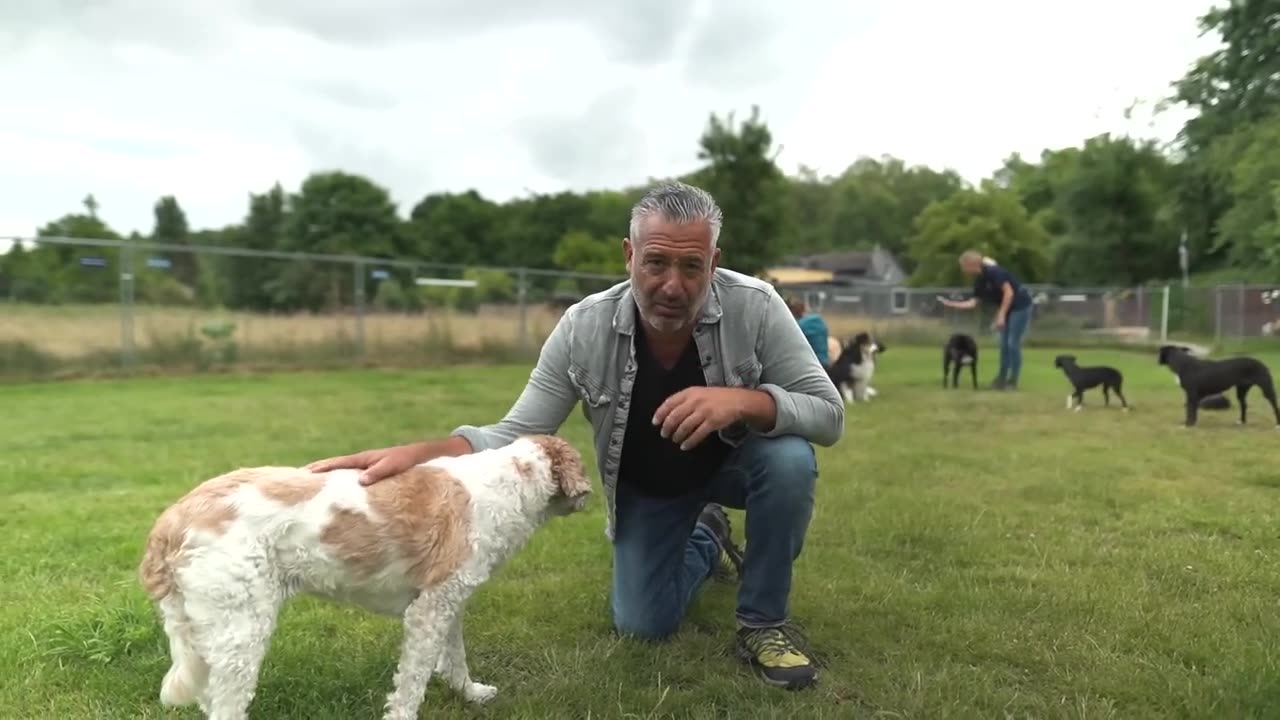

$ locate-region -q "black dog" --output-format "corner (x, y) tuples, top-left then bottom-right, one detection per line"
(1054, 354), (1129, 411)
(942, 333), (978, 389)
(1157, 345), (1280, 427)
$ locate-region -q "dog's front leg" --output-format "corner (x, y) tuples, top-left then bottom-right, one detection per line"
(436, 611), (497, 704)
(383, 591), (454, 720)
(1184, 392), (1199, 427)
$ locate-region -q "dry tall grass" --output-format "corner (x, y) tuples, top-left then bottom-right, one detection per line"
(1, 300), (1124, 381)
(1, 303), (565, 359)
(3, 302), (963, 359)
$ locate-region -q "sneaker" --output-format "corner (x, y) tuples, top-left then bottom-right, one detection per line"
(736, 624), (818, 690)
(697, 503), (743, 584)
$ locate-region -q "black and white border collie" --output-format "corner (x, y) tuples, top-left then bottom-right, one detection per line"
(828, 332), (885, 403)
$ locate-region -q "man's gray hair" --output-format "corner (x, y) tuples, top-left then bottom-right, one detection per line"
(628, 181), (723, 248)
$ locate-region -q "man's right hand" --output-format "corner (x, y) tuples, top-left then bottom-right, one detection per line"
(305, 436), (473, 486)
(305, 443), (428, 486)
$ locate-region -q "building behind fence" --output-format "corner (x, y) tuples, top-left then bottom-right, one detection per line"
(1, 235), (1277, 377)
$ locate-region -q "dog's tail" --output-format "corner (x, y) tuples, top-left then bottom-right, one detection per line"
(157, 592), (210, 707)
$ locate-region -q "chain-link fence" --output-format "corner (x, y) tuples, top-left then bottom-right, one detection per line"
(775, 282), (1280, 350)
(0, 236), (623, 377)
(2, 235), (1277, 378)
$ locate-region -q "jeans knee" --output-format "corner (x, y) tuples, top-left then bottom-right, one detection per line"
(612, 603), (681, 641)
(754, 436), (817, 507)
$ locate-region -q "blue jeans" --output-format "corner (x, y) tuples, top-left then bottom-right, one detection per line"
(610, 434), (818, 639)
(998, 306), (1031, 384)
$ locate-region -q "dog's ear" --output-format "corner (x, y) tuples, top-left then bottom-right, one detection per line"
(529, 435), (592, 502)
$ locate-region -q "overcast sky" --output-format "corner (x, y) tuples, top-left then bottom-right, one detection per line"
(0, 0), (1221, 240)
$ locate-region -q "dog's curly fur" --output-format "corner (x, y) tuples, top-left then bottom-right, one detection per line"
(139, 434), (591, 720)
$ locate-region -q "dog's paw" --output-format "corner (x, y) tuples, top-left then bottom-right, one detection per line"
(464, 682), (498, 704)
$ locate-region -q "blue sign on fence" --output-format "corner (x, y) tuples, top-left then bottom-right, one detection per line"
(370, 269), (390, 280)
(79, 256), (107, 268)
(146, 257), (172, 269)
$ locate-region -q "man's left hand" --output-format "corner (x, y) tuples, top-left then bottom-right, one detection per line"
(653, 387), (758, 451)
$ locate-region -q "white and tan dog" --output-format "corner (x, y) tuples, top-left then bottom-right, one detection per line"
(138, 434), (591, 720)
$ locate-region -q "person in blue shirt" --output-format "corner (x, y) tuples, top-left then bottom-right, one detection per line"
(937, 250), (1034, 390)
(787, 295), (830, 366)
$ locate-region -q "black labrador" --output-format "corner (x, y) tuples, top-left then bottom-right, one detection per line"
(1157, 345), (1280, 428)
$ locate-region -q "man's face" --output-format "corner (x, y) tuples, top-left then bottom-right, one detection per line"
(623, 216), (720, 335)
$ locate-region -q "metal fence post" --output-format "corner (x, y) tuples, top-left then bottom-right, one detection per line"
(517, 268), (529, 354)
(1236, 283), (1245, 343)
(1160, 284), (1170, 342)
(1214, 286), (1222, 346)
(119, 242), (136, 370)
(353, 259), (366, 358)
(1141, 283), (1152, 333)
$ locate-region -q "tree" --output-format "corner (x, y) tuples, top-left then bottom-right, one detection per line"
(907, 186), (1052, 287)
(1170, 0), (1280, 270)
(1209, 113), (1280, 271)
(32, 206), (122, 303)
(223, 183), (290, 311)
(150, 195), (197, 288)
(274, 171), (405, 312)
(992, 148), (1079, 238)
(1053, 134), (1182, 285)
(405, 190), (501, 265)
(552, 231), (624, 276)
(828, 156), (965, 267)
(693, 106), (792, 277)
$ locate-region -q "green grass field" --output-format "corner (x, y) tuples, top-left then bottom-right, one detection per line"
(3, 345), (1279, 719)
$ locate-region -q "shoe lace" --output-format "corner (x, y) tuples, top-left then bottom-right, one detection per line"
(747, 623), (826, 668)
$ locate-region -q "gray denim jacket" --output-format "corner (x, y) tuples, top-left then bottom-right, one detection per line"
(451, 267), (845, 540)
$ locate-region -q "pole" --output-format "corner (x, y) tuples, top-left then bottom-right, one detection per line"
(353, 260), (366, 358)
(1237, 283), (1245, 344)
(1160, 284), (1170, 342)
(118, 242), (136, 370)
(517, 268), (529, 355)
(1179, 228), (1189, 290)
(1214, 286), (1222, 346)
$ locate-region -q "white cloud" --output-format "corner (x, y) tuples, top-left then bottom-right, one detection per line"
(0, 0), (1221, 240)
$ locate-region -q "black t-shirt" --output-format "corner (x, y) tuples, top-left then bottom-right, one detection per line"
(973, 264), (1031, 311)
(617, 319), (733, 498)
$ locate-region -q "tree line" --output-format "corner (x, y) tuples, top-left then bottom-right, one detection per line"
(2, 0), (1277, 312)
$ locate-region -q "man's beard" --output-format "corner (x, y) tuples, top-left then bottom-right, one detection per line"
(636, 286), (709, 334)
